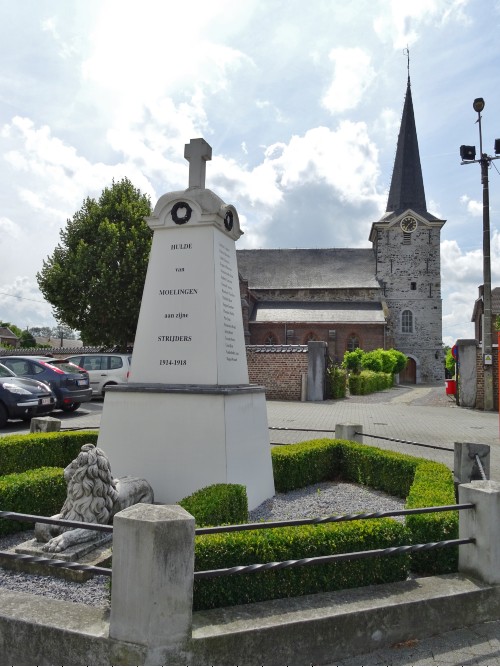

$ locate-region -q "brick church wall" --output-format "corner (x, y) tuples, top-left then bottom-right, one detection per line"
(246, 345), (308, 400)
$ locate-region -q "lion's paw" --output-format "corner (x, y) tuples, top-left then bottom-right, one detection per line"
(41, 534), (67, 553)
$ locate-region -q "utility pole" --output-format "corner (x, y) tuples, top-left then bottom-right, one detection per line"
(460, 98), (499, 410)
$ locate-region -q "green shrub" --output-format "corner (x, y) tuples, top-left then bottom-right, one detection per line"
(387, 348), (408, 374)
(0, 431), (99, 475)
(349, 370), (393, 395)
(361, 350), (383, 372)
(337, 440), (418, 498)
(271, 439), (341, 492)
(342, 348), (364, 373)
(178, 483), (248, 527)
(0, 467), (66, 535)
(326, 365), (347, 399)
(193, 518), (409, 610)
(405, 461), (458, 574)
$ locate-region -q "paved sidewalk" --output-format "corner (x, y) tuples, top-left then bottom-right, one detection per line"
(266, 383), (500, 478)
(267, 384), (500, 666)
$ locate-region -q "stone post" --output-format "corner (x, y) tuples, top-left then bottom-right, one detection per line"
(454, 442), (490, 485)
(30, 416), (61, 433)
(109, 504), (195, 653)
(307, 341), (328, 401)
(335, 424), (363, 443)
(458, 481), (500, 584)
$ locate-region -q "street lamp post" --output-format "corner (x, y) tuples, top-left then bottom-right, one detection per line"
(460, 98), (499, 411)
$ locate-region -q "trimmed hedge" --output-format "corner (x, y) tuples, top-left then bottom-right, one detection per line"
(0, 431), (99, 475)
(0, 467), (66, 535)
(405, 461), (458, 573)
(271, 440), (341, 492)
(193, 518), (408, 610)
(179, 483), (248, 527)
(349, 370), (393, 395)
(0, 432), (458, 608)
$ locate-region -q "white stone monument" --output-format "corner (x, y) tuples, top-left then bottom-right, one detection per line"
(97, 138), (275, 510)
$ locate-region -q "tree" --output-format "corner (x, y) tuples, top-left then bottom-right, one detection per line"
(37, 178), (152, 351)
(19, 329), (37, 347)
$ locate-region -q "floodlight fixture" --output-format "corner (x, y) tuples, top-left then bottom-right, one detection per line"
(473, 97), (485, 113)
(495, 139), (500, 155)
(460, 145), (476, 161)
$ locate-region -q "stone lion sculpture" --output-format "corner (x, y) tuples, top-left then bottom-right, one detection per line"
(35, 443), (154, 553)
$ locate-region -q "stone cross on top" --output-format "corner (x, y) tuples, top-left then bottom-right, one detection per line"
(184, 138), (212, 189)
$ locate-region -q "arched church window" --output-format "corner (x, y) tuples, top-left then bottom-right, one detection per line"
(346, 334), (360, 351)
(304, 332), (318, 344)
(264, 332), (278, 345)
(402, 310), (413, 333)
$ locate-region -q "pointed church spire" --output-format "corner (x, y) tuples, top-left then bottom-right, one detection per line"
(386, 65), (428, 216)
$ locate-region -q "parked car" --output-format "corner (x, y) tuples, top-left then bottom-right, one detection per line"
(0, 361), (56, 427)
(66, 353), (132, 396)
(0, 356), (92, 412)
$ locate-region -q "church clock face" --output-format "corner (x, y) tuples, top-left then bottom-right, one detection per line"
(400, 215), (418, 233)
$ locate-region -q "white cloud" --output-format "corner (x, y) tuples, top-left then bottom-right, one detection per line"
(373, 0), (471, 48)
(322, 48), (376, 114)
(460, 194), (482, 216)
(0, 217), (20, 240)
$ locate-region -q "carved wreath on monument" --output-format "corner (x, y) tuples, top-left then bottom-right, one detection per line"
(35, 443), (154, 553)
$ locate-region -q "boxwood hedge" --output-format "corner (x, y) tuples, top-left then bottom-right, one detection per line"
(0, 432), (458, 609)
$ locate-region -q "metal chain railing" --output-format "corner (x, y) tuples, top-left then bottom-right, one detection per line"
(194, 538), (474, 579)
(356, 432), (454, 452)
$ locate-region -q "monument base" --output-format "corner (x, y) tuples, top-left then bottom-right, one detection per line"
(97, 384), (275, 510)
(0, 537), (113, 582)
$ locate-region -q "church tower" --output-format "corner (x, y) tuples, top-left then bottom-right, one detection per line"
(369, 73), (446, 383)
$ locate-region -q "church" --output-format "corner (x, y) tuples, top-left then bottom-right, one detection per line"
(237, 74), (446, 384)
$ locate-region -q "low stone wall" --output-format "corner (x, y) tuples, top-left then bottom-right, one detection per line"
(246, 345), (308, 400)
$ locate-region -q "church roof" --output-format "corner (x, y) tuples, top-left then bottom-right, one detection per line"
(237, 248), (379, 289)
(251, 301), (386, 324)
(381, 77), (443, 224)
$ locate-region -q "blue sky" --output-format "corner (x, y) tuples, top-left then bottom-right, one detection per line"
(0, 0), (499, 347)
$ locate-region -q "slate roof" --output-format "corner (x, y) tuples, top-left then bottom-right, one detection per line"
(380, 77), (443, 225)
(251, 301), (386, 324)
(237, 248), (379, 289)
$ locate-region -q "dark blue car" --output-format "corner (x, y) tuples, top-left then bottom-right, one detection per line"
(0, 361), (56, 427)
(1, 356), (92, 413)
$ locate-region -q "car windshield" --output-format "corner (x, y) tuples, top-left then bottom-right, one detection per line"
(46, 360), (86, 374)
(0, 363), (14, 378)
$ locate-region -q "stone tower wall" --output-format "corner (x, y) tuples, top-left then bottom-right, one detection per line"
(375, 224), (444, 382)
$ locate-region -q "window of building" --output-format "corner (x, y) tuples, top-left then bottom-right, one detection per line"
(304, 332), (318, 344)
(411, 281), (417, 290)
(264, 332), (278, 345)
(346, 334), (360, 351)
(403, 232), (411, 245)
(402, 309), (413, 333)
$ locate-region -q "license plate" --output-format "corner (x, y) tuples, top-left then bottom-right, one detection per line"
(77, 379), (88, 386)
(41, 397), (51, 405)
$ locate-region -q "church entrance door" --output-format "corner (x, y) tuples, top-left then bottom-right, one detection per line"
(400, 357), (417, 384)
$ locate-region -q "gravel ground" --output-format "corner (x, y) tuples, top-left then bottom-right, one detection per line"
(0, 482), (405, 608)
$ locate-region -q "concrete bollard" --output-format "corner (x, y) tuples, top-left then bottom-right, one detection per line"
(454, 442), (490, 485)
(109, 503), (195, 653)
(335, 423), (363, 443)
(459, 481), (500, 585)
(30, 416), (61, 433)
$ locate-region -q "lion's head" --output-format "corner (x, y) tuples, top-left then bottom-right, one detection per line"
(59, 443), (119, 526)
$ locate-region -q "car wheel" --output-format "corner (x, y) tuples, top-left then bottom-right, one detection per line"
(0, 403), (8, 428)
(102, 382), (117, 396)
(61, 402), (81, 413)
